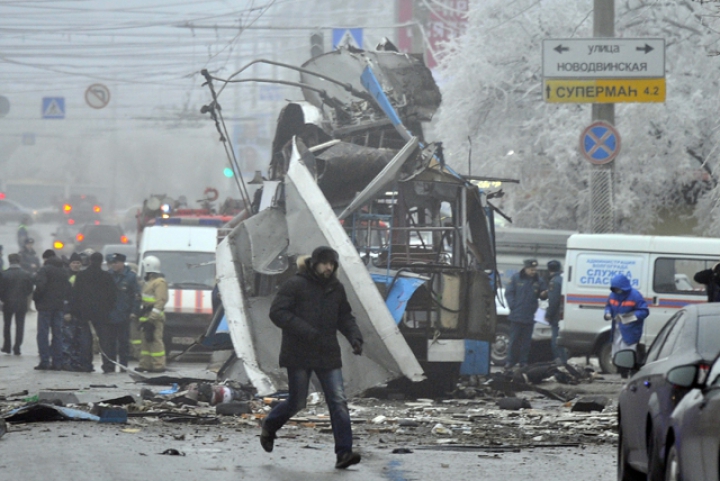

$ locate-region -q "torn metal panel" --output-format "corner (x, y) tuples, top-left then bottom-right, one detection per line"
(215, 236), (280, 395)
(339, 136), (419, 220)
(284, 137), (425, 391)
(300, 49), (440, 131)
(234, 207), (288, 275)
(315, 142), (398, 206)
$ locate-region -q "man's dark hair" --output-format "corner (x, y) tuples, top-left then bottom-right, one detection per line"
(90, 252), (104, 265)
(8, 253), (20, 264)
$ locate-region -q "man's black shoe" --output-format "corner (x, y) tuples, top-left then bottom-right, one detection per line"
(260, 428), (276, 453)
(13, 348), (20, 356)
(34, 363), (50, 370)
(335, 451), (361, 469)
(1, 347), (10, 354)
(134, 367), (149, 373)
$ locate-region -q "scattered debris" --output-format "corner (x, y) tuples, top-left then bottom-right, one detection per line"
(496, 398), (532, 411)
(0, 418), (6, 439)
(571, 396), (610, 413)
(159, 448), (185, 456)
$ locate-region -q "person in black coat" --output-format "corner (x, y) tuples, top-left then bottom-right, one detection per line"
(694, 262), (720, 302)
(260, 246), (364, 470)
(0, 253), (33, 355)
(33, 253), (70, 370)
(71, 252), (117, 372)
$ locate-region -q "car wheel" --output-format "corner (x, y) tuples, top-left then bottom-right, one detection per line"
(647, 424), (666, 481)
(491, 322), (511, 366)
(664, 444), (681, 481)
(597, 340), (618, 374)
(618, 422), (645, 481)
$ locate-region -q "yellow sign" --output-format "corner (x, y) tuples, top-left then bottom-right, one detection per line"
(544, 78), (665, 103)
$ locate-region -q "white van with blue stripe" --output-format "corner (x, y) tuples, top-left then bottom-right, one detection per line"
(558, 234), (718, 373)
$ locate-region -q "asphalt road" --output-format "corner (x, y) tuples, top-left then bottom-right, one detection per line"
(0, 222), (618, 481)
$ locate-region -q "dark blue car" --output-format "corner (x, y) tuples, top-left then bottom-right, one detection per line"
(614, 303), (720, 481)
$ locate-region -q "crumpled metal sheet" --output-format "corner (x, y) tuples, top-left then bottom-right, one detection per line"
(300, 49), (441, 126)
(216, 236), (282, 396)
(284, 137), (425, 393)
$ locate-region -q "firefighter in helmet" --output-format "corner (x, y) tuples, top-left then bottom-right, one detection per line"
(135, 255), (168, 373)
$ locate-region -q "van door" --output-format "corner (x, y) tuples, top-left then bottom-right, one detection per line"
(645, 255), (712, 345)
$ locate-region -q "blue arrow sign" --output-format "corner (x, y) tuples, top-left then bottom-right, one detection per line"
(42, 97), (65, 119)
(581, 121), (620, 164)
(332, 28), (363, 49)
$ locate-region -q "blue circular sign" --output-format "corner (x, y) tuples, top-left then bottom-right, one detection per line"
(580, 121), (621, 165)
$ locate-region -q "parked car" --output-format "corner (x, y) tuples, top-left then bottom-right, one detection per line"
(663, 355), (720, 481)
(614, 303), (720, 481)
(74, 224), (129, 253)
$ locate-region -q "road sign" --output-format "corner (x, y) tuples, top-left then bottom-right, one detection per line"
(543, 38), (665, 79)
(42, 97), (65, 119)
(332, 28), (363, 49)
(544, 78), (665, 103)
(85, 83), (111, 109)
(580, 121), (621, 165)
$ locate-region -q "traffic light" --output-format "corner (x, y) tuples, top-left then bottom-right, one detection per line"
(310, 31), (324, 58)
(223, 167), (234, 178)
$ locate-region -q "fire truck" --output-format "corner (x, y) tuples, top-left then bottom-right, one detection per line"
(136, 188), (243, 354)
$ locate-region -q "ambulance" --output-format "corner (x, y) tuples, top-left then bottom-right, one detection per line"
(558, 234), (720, 372)
(136, 191), (239, 354)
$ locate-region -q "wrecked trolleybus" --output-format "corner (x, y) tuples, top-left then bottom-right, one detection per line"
(202, 44), (498, 397)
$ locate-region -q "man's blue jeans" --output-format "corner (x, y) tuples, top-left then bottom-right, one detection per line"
(506, 321), (534, 367)
(263, 367), (353, 456)
(37, 310), (64, 367)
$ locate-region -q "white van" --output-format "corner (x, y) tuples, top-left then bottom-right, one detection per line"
(559, 234), (717, 372)
(138, 223), (218, 352)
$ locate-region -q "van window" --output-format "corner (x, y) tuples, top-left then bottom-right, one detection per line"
(653, 258), (711, 295)
(144, 251), (215, 289)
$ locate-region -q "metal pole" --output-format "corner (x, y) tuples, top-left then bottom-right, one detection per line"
(590, 0), (615, 233)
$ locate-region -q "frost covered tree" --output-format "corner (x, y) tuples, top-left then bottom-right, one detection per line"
(434, 0), (720, 234)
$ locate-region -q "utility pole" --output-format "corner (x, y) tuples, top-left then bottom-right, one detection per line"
(589, 0), (615, 233)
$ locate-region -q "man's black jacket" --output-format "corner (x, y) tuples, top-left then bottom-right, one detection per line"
(72, 264), (117, 322)
(0, 265), (34, 310)
(269, 256), (363, 370)
(33, 258), (70, 311)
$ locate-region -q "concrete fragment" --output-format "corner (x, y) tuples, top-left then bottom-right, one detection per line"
(38, 391), (80, 405)
(496, 398), (532, 410)
(571, 396), (609, 413)
(215, 401), (252, 416)
(0, 419), (6, 438)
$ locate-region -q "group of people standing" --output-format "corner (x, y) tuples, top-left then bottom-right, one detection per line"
(1, 221), (169, 374)
(504, 258), (651, 374)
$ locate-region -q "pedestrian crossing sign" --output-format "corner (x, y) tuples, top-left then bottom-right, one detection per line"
(332, 28), (363, 50)
(42, 97), (65, 119)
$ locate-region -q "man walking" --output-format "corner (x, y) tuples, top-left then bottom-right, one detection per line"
(504, 259), (547, 369)
(260, 246), (363, 470)
(136, 256), (168, 373)
(545, 260), (567, 365)
(0, 254), (33, 355)
(104, 253), (139, 373)
(71, 252), (116, 373)
(33, 253), (70, 370)
(62, 253), (94, 372)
